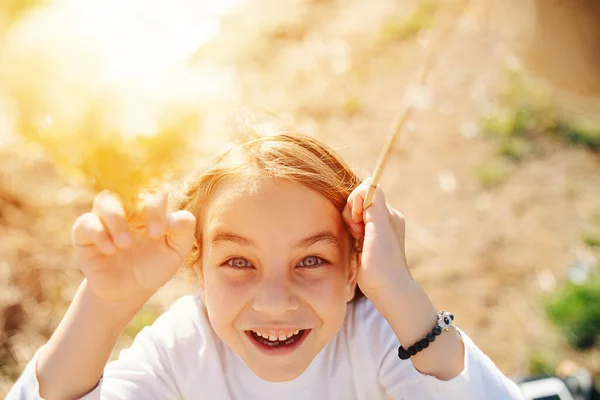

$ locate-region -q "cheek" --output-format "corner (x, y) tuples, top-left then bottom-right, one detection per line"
(299, 268), (349, 313)
(202, 270), (251, 328)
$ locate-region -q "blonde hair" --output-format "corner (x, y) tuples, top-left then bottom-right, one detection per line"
(176, 130), (363, 299)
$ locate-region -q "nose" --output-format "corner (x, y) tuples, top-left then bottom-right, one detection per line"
(252, 274), (300, 317)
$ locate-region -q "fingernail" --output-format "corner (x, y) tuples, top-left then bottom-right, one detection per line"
(101, 241), (116, 254)
(116, 233), (132, 247)
(148, 224), (164, 238)
(166, 214), (176, 227)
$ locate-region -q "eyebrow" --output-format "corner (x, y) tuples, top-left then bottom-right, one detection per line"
(210, 231), (257, 248)
(209, 230), (341, 250)
(293, 231), (341, 250)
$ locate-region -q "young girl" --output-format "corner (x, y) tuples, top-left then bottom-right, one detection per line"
(9, 132), (523, 399)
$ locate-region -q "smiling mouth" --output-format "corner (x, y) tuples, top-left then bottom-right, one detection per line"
(245, 329), (310, 352)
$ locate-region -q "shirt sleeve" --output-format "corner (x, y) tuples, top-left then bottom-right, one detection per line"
(79, 320), (183, 400)
(6, 324), (180, 400)
(5, 347), (46, 400)
(354, 298), (524, 400)
(6, 296), (202, 400)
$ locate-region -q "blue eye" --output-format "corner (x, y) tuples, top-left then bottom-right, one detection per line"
(226, 258), (253, 269)
(297, 256), (324, 268)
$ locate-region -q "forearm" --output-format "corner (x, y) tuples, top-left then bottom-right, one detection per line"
(370, 276), (464, 381)
(37, 279), (143, 400)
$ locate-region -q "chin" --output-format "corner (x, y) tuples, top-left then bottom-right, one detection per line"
(249, 361), (310, 382)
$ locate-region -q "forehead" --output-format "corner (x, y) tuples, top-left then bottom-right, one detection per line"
(203, 178), (343, 239)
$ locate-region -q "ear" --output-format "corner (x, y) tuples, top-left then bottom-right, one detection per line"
(345, 249), (359, 303)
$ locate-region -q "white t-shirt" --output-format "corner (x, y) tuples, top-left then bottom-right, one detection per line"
(9, 294), (523, 399)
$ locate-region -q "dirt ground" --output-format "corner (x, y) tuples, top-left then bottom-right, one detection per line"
(1, 0), (600, 395)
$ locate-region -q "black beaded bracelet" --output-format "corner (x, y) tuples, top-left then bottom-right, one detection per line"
(397, 311), (454, 360)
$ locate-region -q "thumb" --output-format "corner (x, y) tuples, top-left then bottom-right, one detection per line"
(165, 210), (197, 260)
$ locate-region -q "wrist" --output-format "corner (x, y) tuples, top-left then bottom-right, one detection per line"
(366, 276), (439, 343)
(364, 274), (465, 379)
(79, 280), (146, 329)
(363, 270), (416, 308)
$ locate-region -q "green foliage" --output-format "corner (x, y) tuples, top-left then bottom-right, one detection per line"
(496, 137), (530, 162)
(474, 160), (507, 188)
(555, 121), (600, 151)
(379, 0), (438, 43)
(545, 278), (600, 349)
(481, 73), (553, 158)
(527, 351), (557, 376)
(481, 71), (600, 161)
(583, 231), (600, 248)
(480, 114), (514, 138)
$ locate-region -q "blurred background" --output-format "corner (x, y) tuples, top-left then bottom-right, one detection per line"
(1, 0), (599, 395)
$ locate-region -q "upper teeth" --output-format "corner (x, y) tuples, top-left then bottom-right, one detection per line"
(252, 329), (300, 341)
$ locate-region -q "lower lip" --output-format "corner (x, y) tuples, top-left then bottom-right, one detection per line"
(245, 329), (311, 356)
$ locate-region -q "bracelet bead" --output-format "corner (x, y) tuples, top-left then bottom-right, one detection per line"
(397, 311), (455, 361)
(398, 347), (410, 360)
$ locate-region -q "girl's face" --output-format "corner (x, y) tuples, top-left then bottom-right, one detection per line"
(198, 178), (357, 382)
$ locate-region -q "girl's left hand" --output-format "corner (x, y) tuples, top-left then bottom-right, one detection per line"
(342, 178), (412, 300)
(344, 179), (467, 380)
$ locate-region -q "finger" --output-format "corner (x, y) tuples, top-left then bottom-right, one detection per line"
(143, 191), (169, 239)
(351, 192), (364, 223)
(91, 191), (131, 248)
(342, 204), (363, 239)
(72, 212), (116, 254)
(165, 210), (197, 259)
(347, 178), (372, 222)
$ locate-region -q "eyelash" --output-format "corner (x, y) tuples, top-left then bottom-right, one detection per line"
(222, 256), (328, 270)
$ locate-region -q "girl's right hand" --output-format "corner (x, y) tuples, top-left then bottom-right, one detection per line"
(71, 190), (197, 305)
